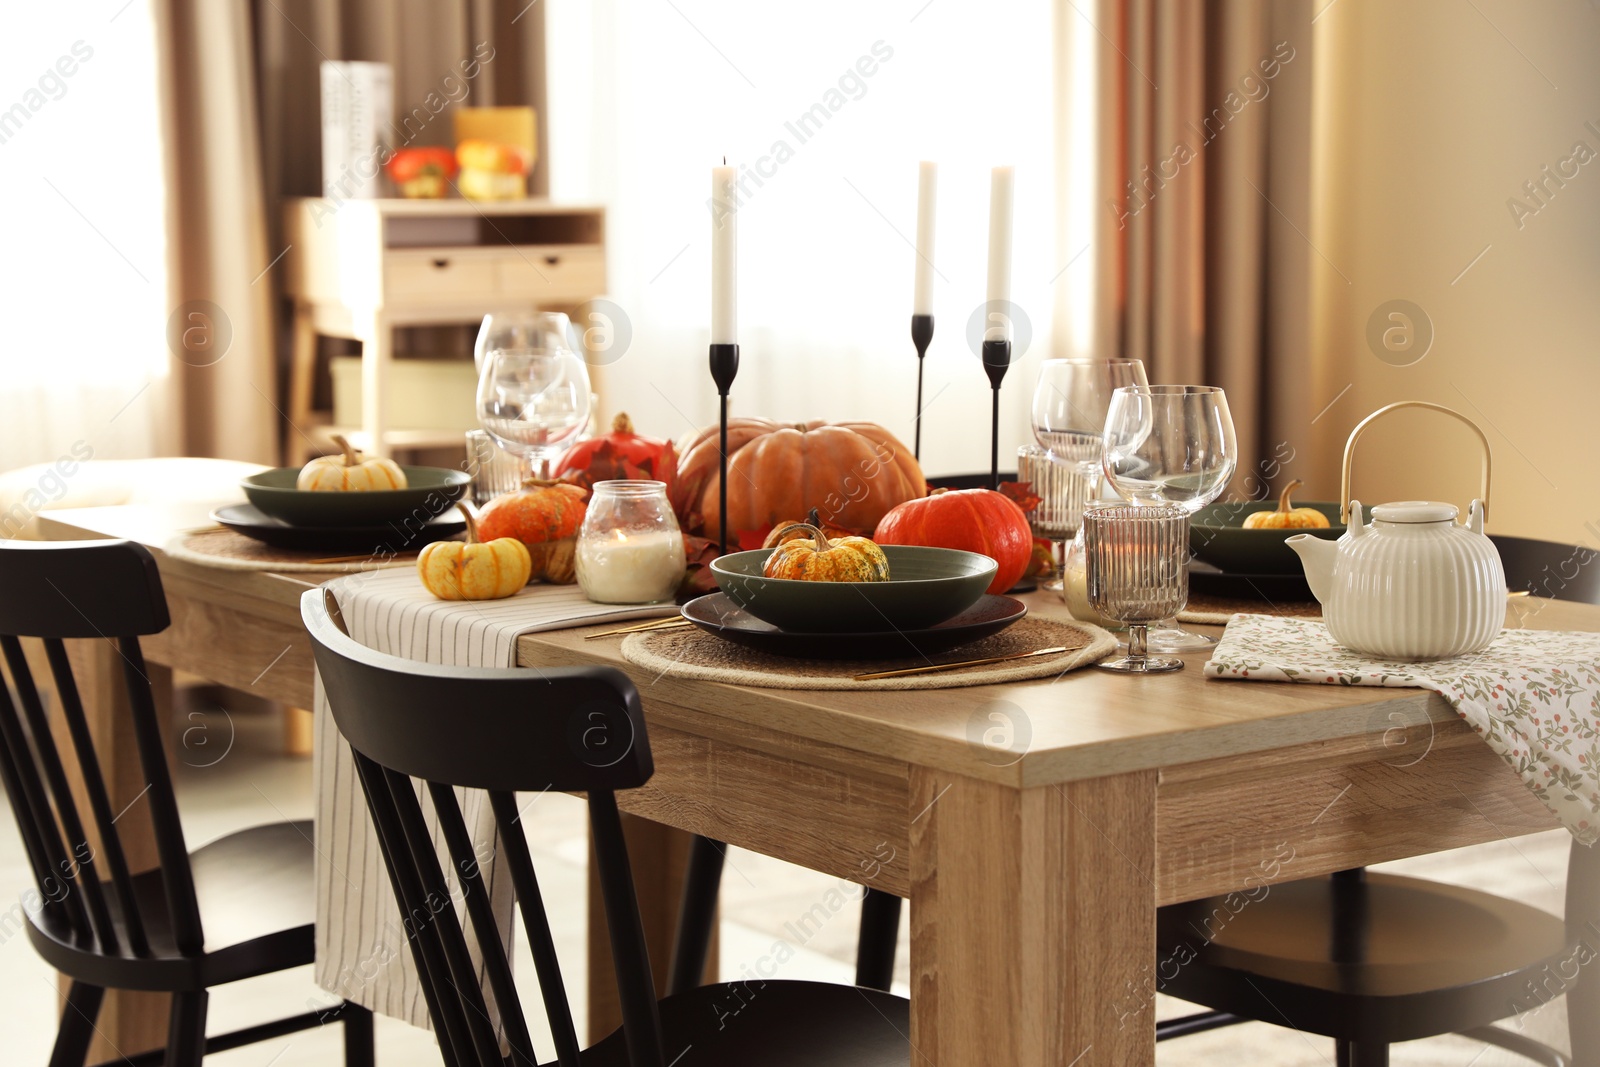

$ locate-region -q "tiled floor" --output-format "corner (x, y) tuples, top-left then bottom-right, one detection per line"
(0, 698), (1575, 1065)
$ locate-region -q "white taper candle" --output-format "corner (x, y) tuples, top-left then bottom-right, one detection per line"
(913, 161), (937, 316)
(711, 164), (738, 345)
(985, 165), (1014, 342)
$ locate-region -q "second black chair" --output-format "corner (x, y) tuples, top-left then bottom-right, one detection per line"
(307, 587), (909, 1067)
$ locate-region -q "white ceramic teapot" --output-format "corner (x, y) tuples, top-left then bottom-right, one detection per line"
(1286, 402), (1507, 661)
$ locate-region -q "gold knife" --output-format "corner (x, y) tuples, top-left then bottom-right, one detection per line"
(584, 617), (691, 639)
(853, 644), (1078, 682)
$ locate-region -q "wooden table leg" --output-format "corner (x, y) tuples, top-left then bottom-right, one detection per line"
(282, 705), (314, 756)
(42, 638), (175, 1062)
(586, 815), (718, 1043)
(909, 767), (1158, 1067)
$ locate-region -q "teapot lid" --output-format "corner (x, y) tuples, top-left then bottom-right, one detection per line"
(1371, 500), (1458, 524)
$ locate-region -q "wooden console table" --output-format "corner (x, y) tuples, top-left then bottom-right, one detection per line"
(282, 197), (607, 461)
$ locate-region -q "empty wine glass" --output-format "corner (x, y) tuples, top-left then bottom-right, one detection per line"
(1101, 385), (1237, 652)
(476, 312), (592, 478)
(475, 309), (583, 375)
(1028, 359), (1148, 589)
(1084, 504), (1189, 673)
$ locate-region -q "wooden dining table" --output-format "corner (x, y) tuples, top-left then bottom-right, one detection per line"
(37, 501), (1578, 1066)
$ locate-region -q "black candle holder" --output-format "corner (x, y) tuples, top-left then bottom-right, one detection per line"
(981, 337), (1012, 490)
(910, 314), (933, 461)
(708, 342), (740, 556)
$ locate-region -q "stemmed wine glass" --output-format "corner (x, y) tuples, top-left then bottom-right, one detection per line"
(476, 311), (592, 480)
(1027, 359), (1149, 589)
(475, 309), (567, 375)
(1100, 385), (1238, 652)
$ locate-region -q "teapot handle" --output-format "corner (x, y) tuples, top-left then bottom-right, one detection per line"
(1340, 401), (1492, 525)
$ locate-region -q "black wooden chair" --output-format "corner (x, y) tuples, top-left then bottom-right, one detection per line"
(305, 588), (909, 1067)
(664, 471), (1023, 997)
(0, 538), (373, 1067)
(1155, 533), (1600, 1066)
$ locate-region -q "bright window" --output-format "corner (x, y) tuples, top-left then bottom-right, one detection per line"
(0, 2), (168, 467)
(546, 0), (1060, 476)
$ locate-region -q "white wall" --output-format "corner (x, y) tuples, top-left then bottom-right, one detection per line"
(1310, 0), (1600, 545)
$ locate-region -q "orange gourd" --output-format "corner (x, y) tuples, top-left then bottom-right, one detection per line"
(417, 507), (531, 600)
(762, 523), (890, 583)
(673, 418), (925, 538)
(1242, 480), (1330, 530)
(477, 478), (589, 584)
(760, 507), (856, 550)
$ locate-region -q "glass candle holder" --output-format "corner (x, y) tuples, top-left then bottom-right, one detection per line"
(576, 481), (687, 605)
(1017, 443), (1097, 591)
(465, 430), (524, 506)
(1084, 504), (1189, 674)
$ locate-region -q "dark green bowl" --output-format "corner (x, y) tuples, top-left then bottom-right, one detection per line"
(1189, 500), (1362, 574)
(710, 545), (998, 633)
(240, 467), (471, 527)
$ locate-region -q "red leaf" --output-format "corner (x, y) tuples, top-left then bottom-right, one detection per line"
(998, 480), (1042, 514)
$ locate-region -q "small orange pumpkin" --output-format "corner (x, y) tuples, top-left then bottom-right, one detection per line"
(417, 506), (532, 600)
(1242, 480), (1330, 530)
(762, 523), (890, 583)
(477, 477), (589, 584)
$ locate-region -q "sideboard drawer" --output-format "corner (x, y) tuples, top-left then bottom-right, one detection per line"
(385, 251), (498, 303)
(497, 245), (606, 304)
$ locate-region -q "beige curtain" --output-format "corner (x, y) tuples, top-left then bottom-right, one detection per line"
(1088, 0), (1316, 496)
(153, 0), (549, 463)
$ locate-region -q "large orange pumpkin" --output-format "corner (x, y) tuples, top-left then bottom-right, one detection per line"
(873, 489), (1033, 595)
(674, 419), (925, 538)
(477, 480), (589, 583)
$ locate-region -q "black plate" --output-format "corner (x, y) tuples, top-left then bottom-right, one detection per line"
(680, 592), (1027, 660)
(1188, 564), (1314, 603)
(212, 504), (466, 553)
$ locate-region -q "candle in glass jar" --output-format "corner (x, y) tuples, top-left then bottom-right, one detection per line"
(1062, 526), (1119, 628)
(577, 529), (687, 605)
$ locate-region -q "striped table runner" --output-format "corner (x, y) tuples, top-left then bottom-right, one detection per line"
(311, 567), (675, 1028)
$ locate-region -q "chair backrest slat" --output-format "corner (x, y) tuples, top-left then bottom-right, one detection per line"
(427, 780), (541, 1067)
(41, 638), (149, 955)
(0, 673), (87, 936)
(378, 764), (504, 1066)
(348, 749), (471, 1067)
(117, 637), (203, 954)
(488, 789), (583, 1066)
(588, 789), (667, 1067)
(306, 588), (666, 1067)
(0, 637), (118, 951)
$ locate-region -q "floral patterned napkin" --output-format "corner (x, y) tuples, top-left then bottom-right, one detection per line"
(1206, 614), (1600, 844)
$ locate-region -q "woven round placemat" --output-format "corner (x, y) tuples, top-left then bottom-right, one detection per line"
(163, 528), (420, 573)
(620, 616), (1118, 690)
(1177, 591), (1321, 626)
